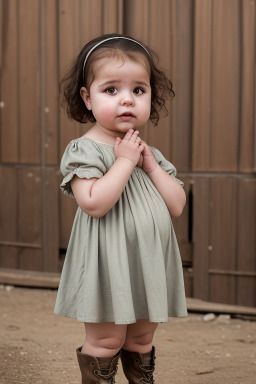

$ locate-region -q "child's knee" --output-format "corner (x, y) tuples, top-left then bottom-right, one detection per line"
(125, 331), (154, 347)
(96, 335), (126, 351)
(84, 323), (127, 352)
(123, 321), (158, 349)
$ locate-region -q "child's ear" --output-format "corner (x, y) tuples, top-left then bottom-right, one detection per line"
(80, 87), (92, 110)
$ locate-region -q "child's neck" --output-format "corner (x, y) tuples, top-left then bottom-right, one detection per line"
(82, 125), (135, 146)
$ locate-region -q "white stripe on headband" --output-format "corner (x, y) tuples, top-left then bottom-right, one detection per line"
(82, 36), (150, 80)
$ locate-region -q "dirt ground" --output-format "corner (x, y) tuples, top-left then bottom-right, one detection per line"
(1, 285), (256, 384)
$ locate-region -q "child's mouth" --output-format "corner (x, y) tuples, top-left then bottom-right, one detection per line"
(119, 112), (135, 121)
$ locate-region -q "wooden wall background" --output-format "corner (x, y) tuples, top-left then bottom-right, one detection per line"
(0, 0), (255, 307)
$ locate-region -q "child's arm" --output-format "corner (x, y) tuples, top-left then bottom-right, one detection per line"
(141, 142), (186, 218)
(70, 130), (144, 217)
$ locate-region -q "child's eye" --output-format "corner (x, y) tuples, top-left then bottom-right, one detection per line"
(105, 87), (117, 95)
(133, 87), (144, 95)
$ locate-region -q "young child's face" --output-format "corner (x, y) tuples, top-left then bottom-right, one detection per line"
(81, 56), (151, 136)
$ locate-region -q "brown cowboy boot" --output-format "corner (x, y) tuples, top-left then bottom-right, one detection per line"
(76, 346), (120, 383)
(121, 346), (156, 384)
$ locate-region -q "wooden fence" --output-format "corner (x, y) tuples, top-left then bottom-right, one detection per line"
(0, 0), (255, 307)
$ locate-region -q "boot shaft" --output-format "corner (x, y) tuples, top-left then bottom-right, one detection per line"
(121, 346), (156, 384)
(76, 347), (120, 384)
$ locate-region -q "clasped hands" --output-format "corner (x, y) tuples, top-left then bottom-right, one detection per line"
(114, 129), (158, 174)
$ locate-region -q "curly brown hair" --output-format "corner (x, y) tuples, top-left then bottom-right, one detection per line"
(60, 33), (175, 126)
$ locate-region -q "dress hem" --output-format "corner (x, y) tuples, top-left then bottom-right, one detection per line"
(53, 310), (188, 324)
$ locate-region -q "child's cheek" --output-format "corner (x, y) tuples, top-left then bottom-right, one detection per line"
(101, 105), (114, 122)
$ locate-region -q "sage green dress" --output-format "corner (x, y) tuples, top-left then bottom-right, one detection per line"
(54, 137), (187, 324)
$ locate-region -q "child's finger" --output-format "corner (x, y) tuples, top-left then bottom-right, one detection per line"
(141, 141), (150, 153)
(114, 137), (121, 150)
(141, 140), (148, 147)
(123, 129), (134, 141)
(135, 136), (141, 145)
(139, 143), (145, 153)
(129, 130), (139, 142)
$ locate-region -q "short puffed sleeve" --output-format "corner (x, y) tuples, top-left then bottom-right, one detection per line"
(151, 147), (184, 187)
(60, 139), (107, 197)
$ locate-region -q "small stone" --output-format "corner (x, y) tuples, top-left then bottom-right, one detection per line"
(5, 285), (14, 292)
(217, 314), (231, 322)
(8, 325), (20, 331)
(203, 313), (216, 322)
(195, 368), (214, 375)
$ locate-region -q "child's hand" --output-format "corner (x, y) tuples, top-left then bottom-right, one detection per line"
(114, 130), (145, 167)
(140, 142), (158, 174)
(137, 154), (144, 168)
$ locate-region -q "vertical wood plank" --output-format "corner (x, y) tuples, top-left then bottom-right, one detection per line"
(239, 0), (256, 172)
(0, 246), (18, 268)
(209, 178), (237, 270)
(209, 275), (236, 305)
(18, 168), (42, 245)
(80, 0), (103, 42)
(19, 0), (41, 163)
(0, 0), (19, 162)
(42, 0), (59, 165)
(123, 0), (149, 41)
(103, 0), (123, 34)
(0, 166), (18, 268)
(236, 277), (256, 307)
(210, 0), (240, 171)
(208, 177), (237, 304)
(0, 0), (2, 71)
(237, 179), (256, 273)
(192, 0), (212, 171)
(40, 0), (60, 272)
(193, 177), (210, 300)
(170, 0), (193, 171)
(236, 178), (256, 306)
(18, 249), (42, 271)
(42, 168), (59, 272)
(183, 268), (193, 297)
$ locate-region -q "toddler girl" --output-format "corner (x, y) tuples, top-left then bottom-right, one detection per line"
(54, 33), (187, 383)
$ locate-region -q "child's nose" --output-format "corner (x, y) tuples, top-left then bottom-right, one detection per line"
(120, 92), (135, 106)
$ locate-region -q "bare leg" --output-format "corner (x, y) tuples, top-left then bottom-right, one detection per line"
(82, 322), (127, 357)
(122, 319), (158, 353)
